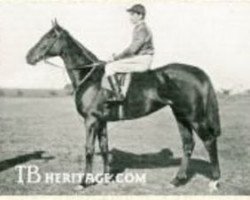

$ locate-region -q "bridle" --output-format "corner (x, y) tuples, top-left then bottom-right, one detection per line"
(40, 28), (106, 88)
(41, 30), (63, 68)
(41, 29), (105, 70)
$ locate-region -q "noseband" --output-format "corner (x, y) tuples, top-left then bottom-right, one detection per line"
(42, 30), (105, 70)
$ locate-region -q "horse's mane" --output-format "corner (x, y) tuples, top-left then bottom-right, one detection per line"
(60, 27), (99, 63)
(72, 38), (99, 62)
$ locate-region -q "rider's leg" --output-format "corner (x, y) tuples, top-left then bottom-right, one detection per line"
(107, 75), (124, 102)
(105, 55), (153, 102)
(106, 55), (153, 74)
(105, 55), (153, 76)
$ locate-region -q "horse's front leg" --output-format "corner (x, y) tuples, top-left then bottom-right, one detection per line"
(97, 121), (110, 175)
(80, 116), (98, 187)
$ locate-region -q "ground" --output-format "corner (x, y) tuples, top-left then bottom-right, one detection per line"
(0, 95), (249, 195)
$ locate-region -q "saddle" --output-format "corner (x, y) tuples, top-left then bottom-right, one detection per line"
(101, 73), (131, 97)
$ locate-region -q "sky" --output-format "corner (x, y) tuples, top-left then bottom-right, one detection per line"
(0, 1), (250, 92)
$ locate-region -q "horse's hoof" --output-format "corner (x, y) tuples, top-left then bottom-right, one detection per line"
(74, 185), (85, 191)
(79, 180), (97, 188)
(209, 180), (220, 192)
(170, 177), (188, 187)
(166, 182), (176, 189)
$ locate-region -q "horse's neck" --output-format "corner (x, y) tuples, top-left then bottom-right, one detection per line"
(60, 35), (100, 89)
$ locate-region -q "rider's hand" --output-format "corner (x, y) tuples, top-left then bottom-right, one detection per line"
(112, 53), (118, 61)
(106, 54), (116, 63)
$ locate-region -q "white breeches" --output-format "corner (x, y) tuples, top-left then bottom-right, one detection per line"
(105, 55), (153, 76)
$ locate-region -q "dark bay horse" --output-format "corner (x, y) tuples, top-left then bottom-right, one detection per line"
(26, 21), (221, 188)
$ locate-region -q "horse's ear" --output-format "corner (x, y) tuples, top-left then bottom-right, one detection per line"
(51, 20), (55, 27)
(54, 20), (60, 36)
(54, 27), (60, 36)
(54, 18), (58, 26)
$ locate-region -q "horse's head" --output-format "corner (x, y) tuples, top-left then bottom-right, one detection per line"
(26, 19), (66, 65)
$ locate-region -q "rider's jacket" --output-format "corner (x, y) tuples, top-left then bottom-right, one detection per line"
(114, 21), (154, 60)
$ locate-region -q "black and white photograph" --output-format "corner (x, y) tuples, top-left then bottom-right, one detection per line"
(0, 0), (250, 195)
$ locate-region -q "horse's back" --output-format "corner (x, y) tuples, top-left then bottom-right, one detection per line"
(155, 63), (212, 85)
(127, 62), (213, 102)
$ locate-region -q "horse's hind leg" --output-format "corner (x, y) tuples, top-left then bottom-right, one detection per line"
(205, 138), (220, 181)
(195, 123), (220, 181)
(171, 119), (195, 186)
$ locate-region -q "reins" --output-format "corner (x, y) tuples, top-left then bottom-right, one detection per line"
(77, 65), (98, 89)
(44, 59), (64, 69)
(44, 59), (105, 70)
(44, 59), (105, 90)
(42, 28), (106, 70)
(41, 28), (107, 89)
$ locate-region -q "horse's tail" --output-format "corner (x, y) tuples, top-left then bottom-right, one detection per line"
(205, 82), (221, 137)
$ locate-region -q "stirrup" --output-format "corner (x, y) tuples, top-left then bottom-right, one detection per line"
(106, 93), (124, 104)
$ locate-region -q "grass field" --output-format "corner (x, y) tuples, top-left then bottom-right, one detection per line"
(0, 95), (250, 195)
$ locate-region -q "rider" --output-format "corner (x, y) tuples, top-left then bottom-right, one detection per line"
(105, 4), (155, 102)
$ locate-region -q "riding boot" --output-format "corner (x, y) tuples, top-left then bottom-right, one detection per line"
(107, 75), (124, 103)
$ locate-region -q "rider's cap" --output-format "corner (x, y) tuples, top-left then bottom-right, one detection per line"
(127, 4), (146, 15)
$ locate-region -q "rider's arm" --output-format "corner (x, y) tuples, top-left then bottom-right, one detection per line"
(114, 26), (150, 60)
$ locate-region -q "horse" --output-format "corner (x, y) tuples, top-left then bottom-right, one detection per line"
(26, 21), (221, 189)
